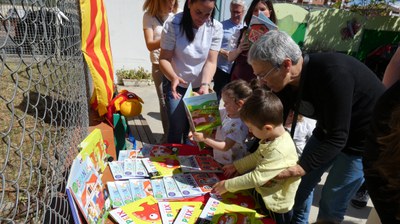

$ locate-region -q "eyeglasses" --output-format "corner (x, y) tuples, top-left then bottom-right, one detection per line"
(256, 66), (279, 80)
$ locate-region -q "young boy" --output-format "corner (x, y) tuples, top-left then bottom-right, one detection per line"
(212, 89), (300, 224)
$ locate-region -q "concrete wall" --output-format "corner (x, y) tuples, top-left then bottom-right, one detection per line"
(103, 0), (186, 73)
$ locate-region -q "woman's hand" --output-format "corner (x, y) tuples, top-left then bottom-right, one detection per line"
(238, 35), (250, 53)
(197, 84), (210, 95)
(171, 77), (187, 99)
(275, 164), (306, 180)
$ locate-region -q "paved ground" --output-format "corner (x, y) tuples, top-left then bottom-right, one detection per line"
(118, 83), (373, 224)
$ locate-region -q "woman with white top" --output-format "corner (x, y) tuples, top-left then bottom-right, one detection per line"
(159, 0), (223, 144)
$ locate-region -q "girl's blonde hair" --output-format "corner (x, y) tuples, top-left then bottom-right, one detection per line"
(143, 0), (179, 17)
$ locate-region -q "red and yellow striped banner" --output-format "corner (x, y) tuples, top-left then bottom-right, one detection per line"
(80, 0), (114, 116)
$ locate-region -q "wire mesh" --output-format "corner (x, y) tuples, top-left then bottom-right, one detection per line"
(1, 0), (87, 223)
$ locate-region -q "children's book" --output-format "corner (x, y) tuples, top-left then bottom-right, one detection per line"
(245, 12), (278, 46)
(129, 178), (153, 201)
(66, 158), (110, 224)
(182, 83), (221, 149)
(142, 157), (161, 178)
(196, 197), (256, 224)
(158, 201), (203, 224)
(191, 173), (220, 194)
(77, 128), (107, 172)
(118, 144), (177, 160)
(163, 176), (183, 199)
(178, 155), (223, 173)
(173, 173), (204, 198)
(150, 178), (169, 201)
(151, 155), (182, 177)
(109, 160), (149, 180)
(173, 206), (197, 224)
(109, 196), (162, 224)
(115, 180), (135, 205)
(107, 181), (125, 208)
(220, 190), (258, 210)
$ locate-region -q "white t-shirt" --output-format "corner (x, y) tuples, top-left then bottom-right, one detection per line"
(161, 12), (222, 88)
(214, 110), (248, 164)
(142, 12), (173, 64)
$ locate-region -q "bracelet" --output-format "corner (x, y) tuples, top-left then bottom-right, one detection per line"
(201, 83), (210, 87)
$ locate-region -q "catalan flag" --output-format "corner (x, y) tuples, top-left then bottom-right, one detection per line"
(80, 0), (114, 116)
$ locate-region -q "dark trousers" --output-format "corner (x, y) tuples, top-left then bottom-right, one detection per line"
(213, 68), (231, 102)
(251, 189), (293, 224)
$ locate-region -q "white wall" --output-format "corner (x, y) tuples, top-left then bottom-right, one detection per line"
(104, 0), (186, 73)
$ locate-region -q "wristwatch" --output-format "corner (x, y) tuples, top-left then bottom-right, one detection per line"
(201, 83), (211, 87)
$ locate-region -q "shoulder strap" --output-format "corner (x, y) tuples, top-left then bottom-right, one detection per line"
(290, 54), (309, 137)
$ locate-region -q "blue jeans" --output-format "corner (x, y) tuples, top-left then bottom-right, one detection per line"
(291, 136), (364, 224)
(163, 79), (190, 144)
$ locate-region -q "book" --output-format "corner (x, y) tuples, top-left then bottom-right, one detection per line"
(129, 179), (153, 200)
(191, 173), (220, 194)
(173, 206), (197, 224)
(178, 155), (223, 173)
(245, 12), (278, 46)
(182, 83), (221, 149)
(107, 181), (125, 208)
(150, 178), (168, 200)
(173, 173), (204, 198)
(163, 176), (183, 199)
(115, 180), (135, 205)
(109, 160), (149, 180)
(118, 144), (177, 160)
(220, 190), (258, 210)
(77, 128), (107, 172)
(150, 155), (182, 177)
(109, 196), (162, 224)
(196, 197), (256, 224)
(66, 158), (110, 224)
(142, 157), (161, 177)
(158, 201), (203, 224)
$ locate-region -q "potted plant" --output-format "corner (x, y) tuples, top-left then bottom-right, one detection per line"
(116, 67), (153, 86)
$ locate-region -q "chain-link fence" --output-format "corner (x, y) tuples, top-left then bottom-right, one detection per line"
(1, 0), (87, 223)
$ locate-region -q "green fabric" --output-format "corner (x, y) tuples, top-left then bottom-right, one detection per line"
(291, 23), (307, 47)
(113, 113), (128, 156)
(356, 29), (400, 61)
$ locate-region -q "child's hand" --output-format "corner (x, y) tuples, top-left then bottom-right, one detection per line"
(212, 180), (227, 195)
(222, 164), (237, 178)
(192, 132), (205, 142)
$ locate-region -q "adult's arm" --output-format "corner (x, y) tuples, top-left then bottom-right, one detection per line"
(159, 49), (187, 99)
(382, 47), (400, 88)
(143, 28), (161, 51)
(198, 50), (219, 94)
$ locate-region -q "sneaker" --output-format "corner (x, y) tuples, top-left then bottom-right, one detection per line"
(351, 190), (370, 209)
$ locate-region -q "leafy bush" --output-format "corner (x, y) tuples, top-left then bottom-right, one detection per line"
(116, 67), (152, 80)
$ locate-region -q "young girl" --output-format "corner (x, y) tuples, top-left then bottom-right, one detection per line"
(159, 0), (222, 144)
(193, 79), (253, 164)
(142, 0), (179, 143)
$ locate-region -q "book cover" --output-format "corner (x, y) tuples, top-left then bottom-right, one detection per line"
(118, 144), (177, 160)
(150, 178), (168, 200)
(163, 176), (183, 199)
(221, 190), (258, 210)
(197, 197), (256, 224)
(151, 155), (182, 177)
(129, 179), (153, 200)
(173, 206), (197, 224)
(109, 196), (162, 224)
(191, 173), (220, 194)
(245, 13), (278, 46)
(66, 158), (109, 224)
(178, 155), (223, 173)
(77, 128), (107, 172)
(109, 160), (148, 180)
(108, 161), (125, 180)
(115, 180), (135, 205)
(173, 173), (204, 198)
(107, 181), (125, 208)
(158, 201), (203, 224)
(142, 157), (161, 178)
(182, 83), (221, 149)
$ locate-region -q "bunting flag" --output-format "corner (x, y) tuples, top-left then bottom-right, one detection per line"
(80, 0), (114, 116)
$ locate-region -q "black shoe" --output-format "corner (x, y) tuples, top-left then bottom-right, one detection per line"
(351, 190), (369, 209)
